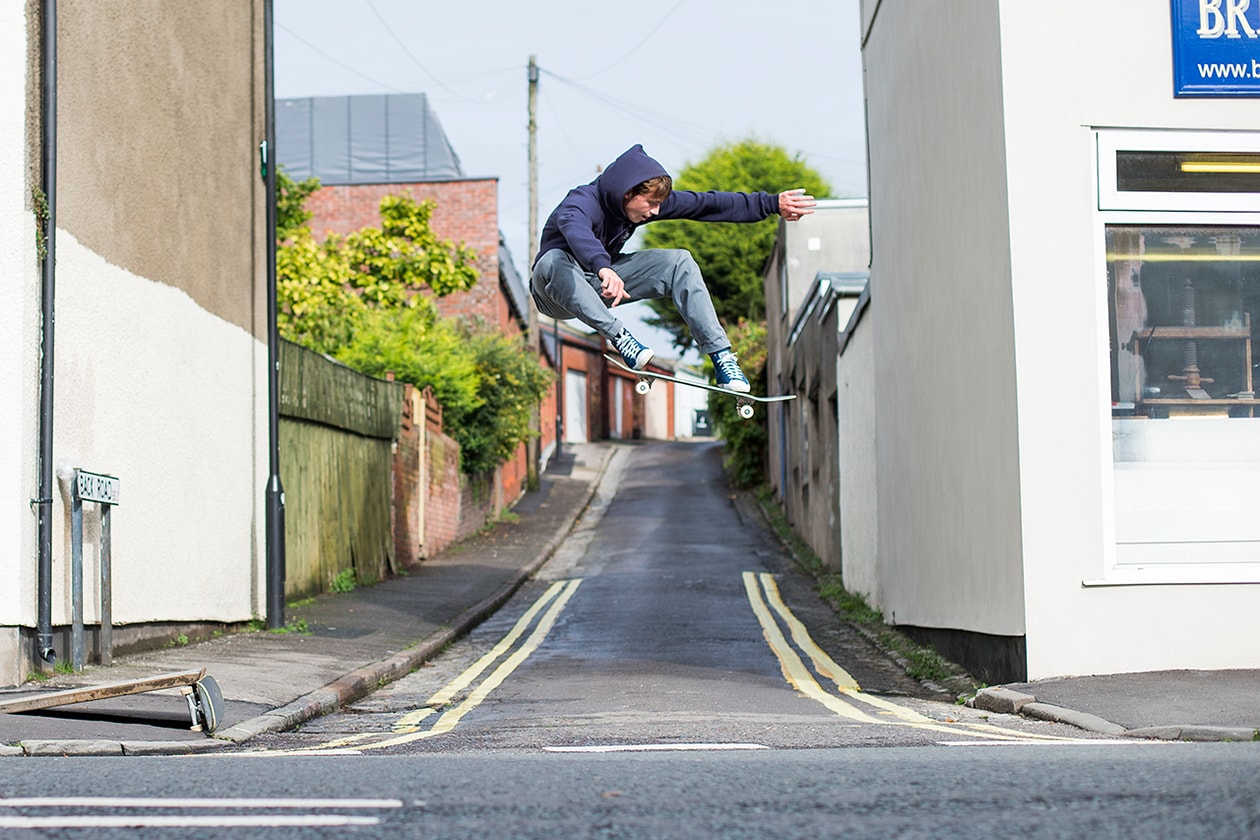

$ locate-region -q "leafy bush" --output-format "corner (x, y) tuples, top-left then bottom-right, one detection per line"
(275, 170), (553, 475)
(338, 312), (553, 476)
(709, 319), (770, 487)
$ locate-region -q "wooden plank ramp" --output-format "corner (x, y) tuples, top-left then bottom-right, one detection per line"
(0, 669), (204, 715)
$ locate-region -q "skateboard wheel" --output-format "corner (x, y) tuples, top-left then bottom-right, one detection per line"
(737, 404), (755, 420)
(634, 379), (651, 395)
(193, 676), (224, 735)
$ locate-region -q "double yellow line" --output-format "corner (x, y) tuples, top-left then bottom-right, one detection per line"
(296, 578), (583, 753)
(278, 571), (1066, 754)
(742, 572), (1068, 742)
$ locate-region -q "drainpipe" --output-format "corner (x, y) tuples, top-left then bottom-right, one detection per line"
(262, 0), (285, 629)
(34, 0), (58, 665)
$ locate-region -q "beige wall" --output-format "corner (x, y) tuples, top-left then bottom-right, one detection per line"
(1, 1), (269, 684)
(56, 1), (265, 337)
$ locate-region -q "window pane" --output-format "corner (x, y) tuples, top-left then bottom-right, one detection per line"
(1116, 151), (1260, 193)
(1108, 225), (1260, 421)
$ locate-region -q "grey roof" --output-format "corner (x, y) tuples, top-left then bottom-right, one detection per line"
(497, 233), (529, 325)
(277, 93), (464, 184)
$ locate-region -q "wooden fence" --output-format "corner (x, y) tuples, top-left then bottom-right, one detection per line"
(279, 340), (402, 599)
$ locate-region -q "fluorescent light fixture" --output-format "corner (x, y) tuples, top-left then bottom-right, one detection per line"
(1180, 161), (1260, 173)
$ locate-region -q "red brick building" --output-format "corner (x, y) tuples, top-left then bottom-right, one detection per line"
(278, 93), (552, 555)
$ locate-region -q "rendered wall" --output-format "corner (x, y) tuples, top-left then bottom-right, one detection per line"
(863, 0), (1026, 639)
(0, 2), (40, 686)
(838, 306), (878, 609)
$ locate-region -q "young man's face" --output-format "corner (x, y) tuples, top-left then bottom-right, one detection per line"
(623, 193), (663, 223)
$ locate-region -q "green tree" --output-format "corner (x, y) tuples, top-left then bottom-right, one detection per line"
(275, 171), (480, 355)
(277, 167), (320, 239)
(707, 319), (771, 487)
(641, 139), (831, 351)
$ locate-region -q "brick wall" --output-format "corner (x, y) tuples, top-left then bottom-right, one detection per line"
(308, 178), (541, 561)
(306, 179), (504, 328)
(393, 383), (431, 567)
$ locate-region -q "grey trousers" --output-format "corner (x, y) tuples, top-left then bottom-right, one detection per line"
(530, 249), (731, 355)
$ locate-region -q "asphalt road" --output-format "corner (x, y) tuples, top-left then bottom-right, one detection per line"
(3, 746), (1258, 837)
(5, 441), (1257, 837)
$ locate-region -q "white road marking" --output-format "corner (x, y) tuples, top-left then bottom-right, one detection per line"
(544, 743), (770, 753)
(0, 815), (380, 828)
(0, 797), (402, 829)
(0, 797), (401, 809)
(938, 739), (1149, 747)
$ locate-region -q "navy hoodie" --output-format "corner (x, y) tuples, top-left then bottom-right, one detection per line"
(534, 144), (780, 275)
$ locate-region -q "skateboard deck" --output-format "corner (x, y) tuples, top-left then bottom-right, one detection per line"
(604, 355), (796, 419)
(0, 668), (225, 735)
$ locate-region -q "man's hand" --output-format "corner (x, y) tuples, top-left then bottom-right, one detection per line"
(778, 188), (817, 222)
(597, 267), (630, 307)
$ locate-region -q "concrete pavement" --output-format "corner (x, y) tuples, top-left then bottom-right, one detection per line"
(1, 440), (1257, 756)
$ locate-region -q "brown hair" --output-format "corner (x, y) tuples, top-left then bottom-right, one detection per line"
(625, 175), (672, 203)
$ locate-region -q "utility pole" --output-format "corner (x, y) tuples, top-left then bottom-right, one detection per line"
(526, 55), (542, 487)
(528, 56), (539, 270)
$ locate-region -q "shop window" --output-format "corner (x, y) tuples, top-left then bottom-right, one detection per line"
(1098, 130), (1260, 577)
(1108, 225), (1260, 420)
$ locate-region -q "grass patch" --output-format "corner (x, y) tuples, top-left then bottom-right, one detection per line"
(330, 569), (357, 594)
(270, 617), (311, 635)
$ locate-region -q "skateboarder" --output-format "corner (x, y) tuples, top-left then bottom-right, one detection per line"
(530, 144), (816, 393)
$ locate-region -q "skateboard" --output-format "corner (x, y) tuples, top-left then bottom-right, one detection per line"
(604, 354), (796, 419)
(0, 668), (226, 735)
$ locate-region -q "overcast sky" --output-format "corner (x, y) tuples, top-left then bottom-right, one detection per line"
(275, 0), (868, 361)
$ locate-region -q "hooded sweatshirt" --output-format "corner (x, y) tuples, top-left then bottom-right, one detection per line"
(534, 144), (780, 275)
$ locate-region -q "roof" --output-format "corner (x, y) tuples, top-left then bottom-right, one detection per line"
(277, 93), (464, 184)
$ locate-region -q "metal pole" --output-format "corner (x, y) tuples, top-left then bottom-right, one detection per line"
(100, 503), (112, 666)
(70, 491), (82, 671)
(35, 0), (58, 666)
(263, 0), (285, 628)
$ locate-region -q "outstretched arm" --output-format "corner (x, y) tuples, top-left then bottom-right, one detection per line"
(778, 188), (817, 222)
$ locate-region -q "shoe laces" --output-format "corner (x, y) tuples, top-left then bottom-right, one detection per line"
(613, 330), (643, 356)
(715, 353), (746, 382)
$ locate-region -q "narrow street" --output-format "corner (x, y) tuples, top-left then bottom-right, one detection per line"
(253, 441), (1104, 754)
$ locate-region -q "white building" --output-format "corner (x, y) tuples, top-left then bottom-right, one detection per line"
(856, 0), (1260, 681)
(1, 2), (269, 685)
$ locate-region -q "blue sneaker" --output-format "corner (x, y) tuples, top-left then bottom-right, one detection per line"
(712, 349), (750, 393)
(612, 328), (654, 370)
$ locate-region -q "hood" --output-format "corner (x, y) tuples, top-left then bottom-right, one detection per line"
(595, 144), (669, 219)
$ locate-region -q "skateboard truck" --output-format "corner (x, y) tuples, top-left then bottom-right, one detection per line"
(182, 675), (224, 734)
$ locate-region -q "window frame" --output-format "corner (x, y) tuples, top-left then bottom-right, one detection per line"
(1092, 128), (1260, 586)
(1098, 129), (1260, 213)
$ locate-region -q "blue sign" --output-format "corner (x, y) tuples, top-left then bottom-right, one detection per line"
(1171, 0), (1260, 96)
